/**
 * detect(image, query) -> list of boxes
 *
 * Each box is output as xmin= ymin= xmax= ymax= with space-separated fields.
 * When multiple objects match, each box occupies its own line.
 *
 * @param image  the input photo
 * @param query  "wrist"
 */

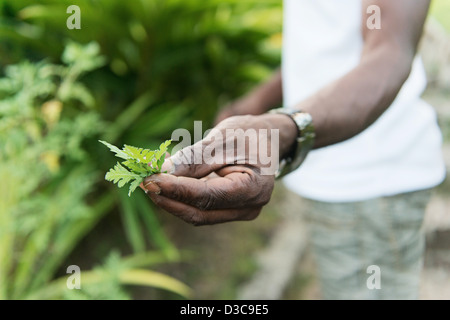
xmin=258 ymin=113 xmax=298 ymax=159
xmin=266 ymin=108 xmax=315 ymax=178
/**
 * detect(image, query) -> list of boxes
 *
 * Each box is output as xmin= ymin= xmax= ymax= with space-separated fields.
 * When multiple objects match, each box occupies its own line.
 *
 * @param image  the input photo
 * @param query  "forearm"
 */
xmin=251 ymin=69 xmax=283 ymax=113
xmin=295 ymin=0 xmax=430 ymax=149
xmin=296 ymin=45 xmax=413 ymax=149
xmin=238 ymin=69 xmax=283 ymax=115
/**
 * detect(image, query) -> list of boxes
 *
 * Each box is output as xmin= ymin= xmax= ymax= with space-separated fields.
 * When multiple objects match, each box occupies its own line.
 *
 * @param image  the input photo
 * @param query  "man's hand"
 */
xmin=142 ymin=114 xmax=297 ymax=226
xmin=142 ymin=0 xmax=432 ymax=225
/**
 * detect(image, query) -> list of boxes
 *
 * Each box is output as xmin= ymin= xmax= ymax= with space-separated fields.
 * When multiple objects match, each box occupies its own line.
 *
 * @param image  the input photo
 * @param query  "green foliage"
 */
xmin=0 ymin=42 xmax=101 ymax=299
xmin=27 ymin=251 xmax=191 ymax=300
xmin=0 ymin=0 xmax=282 ymax=140
xmin=101 ymin=140 xmax=171 ymax=196
xmin=0 ymin=0 xmax=282 ymax=300
xmin=0 ymin=43 xmax=187 ymax=300
xmin=106 ymin=163 xmax=143 ymax=195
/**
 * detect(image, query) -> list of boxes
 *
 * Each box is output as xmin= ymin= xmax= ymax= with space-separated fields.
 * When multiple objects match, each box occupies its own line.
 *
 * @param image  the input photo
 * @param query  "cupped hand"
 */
xmin=142 ymin=114 xmax=297 ymax=226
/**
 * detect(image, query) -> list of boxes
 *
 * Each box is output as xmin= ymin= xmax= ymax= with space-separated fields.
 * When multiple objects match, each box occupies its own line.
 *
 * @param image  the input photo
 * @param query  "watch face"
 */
xmin=292 ymin=112 xmax=313 ymax=130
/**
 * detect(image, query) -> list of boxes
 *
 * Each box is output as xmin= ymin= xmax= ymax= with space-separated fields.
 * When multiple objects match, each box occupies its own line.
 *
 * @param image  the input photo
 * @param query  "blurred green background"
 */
xmin=0 ymin=0 xmax=282 ymax=300
xmin=0 ymin=0 xmax=448 ymax=300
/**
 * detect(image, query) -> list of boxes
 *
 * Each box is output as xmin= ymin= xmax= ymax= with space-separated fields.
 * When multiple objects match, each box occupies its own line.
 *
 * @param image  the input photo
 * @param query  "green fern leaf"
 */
xmin=99 ymin=140 xmax=131 ymax=160
xmin=122 ymin=160 xmax=148 ymax=175
xmin=101 ymin=139 xmax=171 ymax=196
xmin=123 ymin=145 xmax=155 ymax=164
xmin=105 ymin=163 xmax=141 ymax=188
xmin=128 ymin=178 xmax=144 ymax=197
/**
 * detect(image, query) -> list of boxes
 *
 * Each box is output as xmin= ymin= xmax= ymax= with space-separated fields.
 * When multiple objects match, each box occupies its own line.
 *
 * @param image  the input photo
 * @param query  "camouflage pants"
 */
xmin=301 ymin=189 xmax=432 ymax=300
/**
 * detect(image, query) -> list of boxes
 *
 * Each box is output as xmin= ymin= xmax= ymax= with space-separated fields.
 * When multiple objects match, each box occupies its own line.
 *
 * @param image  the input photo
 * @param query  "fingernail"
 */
xmin=143 ymin=181 xmax=161 ymax=194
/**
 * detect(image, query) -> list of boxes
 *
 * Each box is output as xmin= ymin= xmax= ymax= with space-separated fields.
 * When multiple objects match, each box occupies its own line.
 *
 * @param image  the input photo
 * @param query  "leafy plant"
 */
xmin=0 ymin=42 xmax=187 ymax=300
xmin=0 ymin=0 xmax=282 ymax=139
xmin=100 ymin=140 xmax=171 ymax=196
xmin=0 ymin=0 xmax=283 ymax=299
xmin=27 ymin=251 xmax=191 ymax=300
xmin=0 ymin=41 xmax=105 ymax=299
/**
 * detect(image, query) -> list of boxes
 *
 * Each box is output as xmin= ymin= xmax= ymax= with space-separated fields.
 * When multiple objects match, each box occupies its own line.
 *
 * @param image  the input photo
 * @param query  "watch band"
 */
xmin=268 ymin=108 xmax=316 ymax=179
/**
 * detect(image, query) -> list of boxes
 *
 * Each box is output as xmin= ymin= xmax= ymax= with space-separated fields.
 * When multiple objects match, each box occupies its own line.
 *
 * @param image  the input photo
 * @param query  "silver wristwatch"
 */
xmin=269 ymin=108 xmax=316 ymax=179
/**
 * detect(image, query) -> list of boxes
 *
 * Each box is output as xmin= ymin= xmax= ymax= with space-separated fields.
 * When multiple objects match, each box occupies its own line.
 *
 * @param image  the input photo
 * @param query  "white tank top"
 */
xmin=281 ymin=0 xmax=446 ymax=202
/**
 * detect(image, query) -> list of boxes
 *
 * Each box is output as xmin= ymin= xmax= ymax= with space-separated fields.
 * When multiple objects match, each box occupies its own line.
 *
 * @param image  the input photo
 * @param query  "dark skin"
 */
xmin=143 ymin=0 xmax=431 ymax=225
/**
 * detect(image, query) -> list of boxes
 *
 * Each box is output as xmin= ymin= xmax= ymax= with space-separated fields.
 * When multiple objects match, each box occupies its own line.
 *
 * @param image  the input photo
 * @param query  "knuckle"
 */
xmin=243 ymin=208 xmax=262 ymax=221
xmin=196 ymin=192 xmax=216 ymax=211
xmin=177 ymin=146 xmax=202 ymax=176
xmin=167 ymin=177 xmax=185 ymax=201
xmin=255 ymin=192 xmax=272 ymax=207
xmin=251 ymin=177 xmax=274 ymax=207
xmin=189 ymin=211 xmax=206 ymax=226
xmin=178 ymin=147 xmax=194 ymax=165
xmin=235 ymin=181 xmax=272 ymax=208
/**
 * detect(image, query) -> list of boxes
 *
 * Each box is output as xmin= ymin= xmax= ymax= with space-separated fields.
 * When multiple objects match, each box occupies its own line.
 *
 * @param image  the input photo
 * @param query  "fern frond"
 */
xmin=101 ymin=139 xmax=171 ymax=196
xmin=105 ymin=163 xmax=141 ymax=188
xmin=99 ymin=140 xmax=131 ymax=160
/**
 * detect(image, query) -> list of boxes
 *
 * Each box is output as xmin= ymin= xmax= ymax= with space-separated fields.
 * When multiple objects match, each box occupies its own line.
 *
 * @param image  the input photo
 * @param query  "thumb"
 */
xmin=162 ymin=141 xmax=225 ymax=178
